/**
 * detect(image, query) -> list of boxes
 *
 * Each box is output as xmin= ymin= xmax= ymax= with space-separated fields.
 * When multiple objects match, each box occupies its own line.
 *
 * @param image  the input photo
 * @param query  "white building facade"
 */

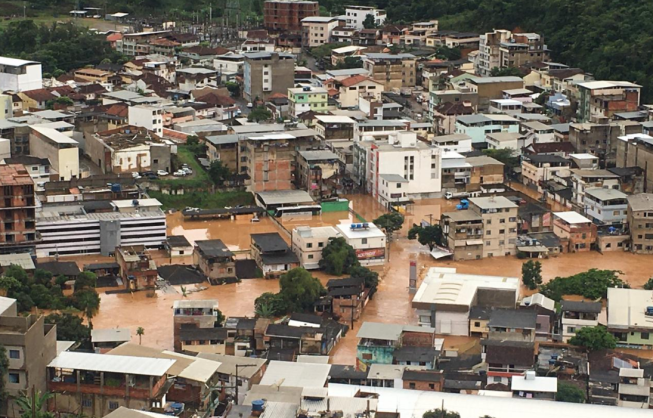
xmin=0 ymin=57 xmax=43 ymax=92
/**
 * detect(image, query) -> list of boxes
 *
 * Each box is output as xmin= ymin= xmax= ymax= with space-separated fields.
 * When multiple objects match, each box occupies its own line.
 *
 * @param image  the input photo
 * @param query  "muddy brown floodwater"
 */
xmin=42 ymin=194 xmax=653 ymax=363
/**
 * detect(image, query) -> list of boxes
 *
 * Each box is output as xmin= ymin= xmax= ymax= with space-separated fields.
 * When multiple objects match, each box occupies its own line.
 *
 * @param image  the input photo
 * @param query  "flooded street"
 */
xmin=41 ymin=193 xmax=653 ymax=363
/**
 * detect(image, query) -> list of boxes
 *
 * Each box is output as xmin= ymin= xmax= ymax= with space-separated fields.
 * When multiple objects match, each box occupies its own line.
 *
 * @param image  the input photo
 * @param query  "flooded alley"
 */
xmin=44 ymin=194 xmax=653 ymax=363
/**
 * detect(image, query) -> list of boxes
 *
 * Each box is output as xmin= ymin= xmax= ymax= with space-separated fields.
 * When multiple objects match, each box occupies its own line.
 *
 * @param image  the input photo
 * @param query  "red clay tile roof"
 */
xmin=22 ymin=88 xmax=56 ymax=102
xmin=328 ymin=88 xmax=339 ymax=97
xmin=106 ymin=33 xmax=123 ymax=42
xmin=267 ymin=92 xmax=287 ymax=100
xmin=200 ymin=92 xmax=236 ymax=107
xmin=184 ymin=45 xmax=231 ymax=56
xmin=339 ymin=75 xmax=380 ymax=87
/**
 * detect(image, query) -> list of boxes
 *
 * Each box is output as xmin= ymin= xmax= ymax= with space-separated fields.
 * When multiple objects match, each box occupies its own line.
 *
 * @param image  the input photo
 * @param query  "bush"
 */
xmin=539 ymin=269 xmax=625 ymax=301
xmin=556 ymin=381 xmax=585 ymax=403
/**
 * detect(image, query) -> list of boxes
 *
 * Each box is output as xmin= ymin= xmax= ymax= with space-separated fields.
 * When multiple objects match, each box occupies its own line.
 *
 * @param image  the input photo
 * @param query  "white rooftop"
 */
xmin=112 ymin=198 xmax=162 ymax=208
xmin=314 ymin=115 xmax=356 ymax=124
xmin=259 ymin=360 xmax=330 ymax=388
xmin=30 ymin=126 xmax=79 ymax=145
xmin=91 ymin=328 xmax=131 ymax=343
xmin=0 ymin=253 xmax=35 ymax=270
xmin=294 ymin=225 xmax=340 ymax=239
xmin=335 ymin=222 xmax=386 ymax=240
xmin=607 ymin=287 xmax=653 ymax=330
xmin=578 ymin=80 xmax=642 ymax=90
xmin=511 ymin=373 xmax=558 ymax=393
xmin=48 ymin=351 xmax=175 ymax=376
xmin=0 ymin=57 xmax=39 ymax=67
xmin=469 ymin=196 xmax=518 ymax=209
xmin=569 ymin=153 xmax=598 ymax=160
xmin=328 ymin=383 xmax=653 ymax=418
xmin=413 ymin=267 xmax=519 ymax=308
xmin=553 ymin=211 xmax=592 ymax=225
xmin=368 ymin=364 xmax=426 ymax=381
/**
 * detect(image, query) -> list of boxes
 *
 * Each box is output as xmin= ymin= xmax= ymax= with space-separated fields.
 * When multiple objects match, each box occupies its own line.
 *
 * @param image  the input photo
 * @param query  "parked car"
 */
xmin=247 ymin=102 xmax=253 ymax=108
xmin=157 ymin=170 xmax=169 ymax=176
xmin=173 ymin=170 xmax=187 ymax=177
xmin=182 ymin=167 xmax=193 ymax=175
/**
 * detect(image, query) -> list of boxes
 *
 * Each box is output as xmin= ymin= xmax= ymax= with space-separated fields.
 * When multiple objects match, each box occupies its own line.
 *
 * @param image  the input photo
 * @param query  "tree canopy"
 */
xmin=319 ymin=237 xmax=360 ymax=276
xmin=45 ymin=313 xmax=91 ymax=348
xmin=423 ymin=409 xmax=460 ymax=418
xmin=539 ymin=269 xmax=626 ymax=301
xmin=556 ymin=381 xmax=586 ymax=403
xmin=490 ymin=66 xmax=524 ymax=77
xmin=279 ymin=268 xmax=325 ymax=312
xmin=247 ymin=106 xmax=273 ymax=122
xmin=363 ymin=14 xmax=377 ymax=29
xmin=373 ymin=212 xmax=405 ymax=235
xmin=208 ymin=160 xmax=232 ymax=186
xmin=408 ymin=224 xmax=445 ymax=251
xmin=569 ymin=326 xmax=617 ymax=352
xmin=350 ymin=265 xmax=379 ymax=291
xmin=522 ymin=260 xmax=543 ymax=290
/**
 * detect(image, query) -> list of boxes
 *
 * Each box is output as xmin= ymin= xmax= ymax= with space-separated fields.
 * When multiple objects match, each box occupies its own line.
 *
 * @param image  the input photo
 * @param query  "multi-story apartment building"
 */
xmin=301 ymin=16 xmax=340 ymax=47
xmin=454 ymin=114 xmax=520 ymax=144
xmin=570 ymin=169 xmax=620 ymax=208
xmin=583 ymin=187 xmax=628 ymax=225
xmin=354 ymin=131 xmax=442 ymax=208
xmin=607 ymin=288 xmax=653 ymax=349
xmin=29 ymin=126 xmax=79 ymax=181
xmin=0 ymin=296 xmax=57 ymax=418
xmin=440 ymin=210 xmax=484 ymax=260
xmin=475 ymin=30 xmax=548 ymax=77
xmin=240 ymin=133 xmax=296 ymax=192
xmin=363 ymin=53 xmax=417 ymax=90
xmin=577 ymin=81 xmax=641 ymax=123
xmin=193 ymin=239 xmax=236 ymax=284
xmin=627 ymin=193 xmax=653 ymax=254
xmin=35 ymin=198 xmax=167 ymax=257
xmin=468 ymin=196 xmax=518 ymax=258
xmin=560 ymin=300 xmax=601 ymax=343
xmin=47 ymin=351 xmax=175 ymax=417
xmin=521 ymin=155 xmax=571 ymax=191
xmin=287 ymin=86 xmax=329 ymax=117
xmin=295 ymin=150 xmax=343 ymax=201
xmin=116 ymin=245 xmax=158 ymax=292
xmin=0 ymin=57 xmax=43 ymax=92
xmin=264 ymin=0 xmax=319 ymax=32
xmin=243 ymin=52 xmax=295 ymax=102
xmin=552 ymin=211 xmax=597 ymax=252
xmin=127 ymin=105 xmax=164 ymax=136
xmin=466 ymin=76 xmax=524 ymax=111
xmin=335 ymin=222 xmax=386 ymax=266
xmin=345 ymin=6 xmax=386 ymax=30
xmin=116 ymin=30 xmax=171 ymax=56
xmin=173 ymin=299 xmax=221 ymax=351
xmin=291 ymin=225 xmax=339 ymax=269
xmin=570 ymin=122 xmax=641 ymax=166
xmin=616 ymin=133 xmax=653 ymax=193
xmin=0 ymin=164 xmax=37 ymax=254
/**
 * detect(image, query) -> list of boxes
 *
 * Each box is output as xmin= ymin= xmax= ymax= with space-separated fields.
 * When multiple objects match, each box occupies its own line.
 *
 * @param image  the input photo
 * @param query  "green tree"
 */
xmin=408 ymin=224 xmax=444 ymax=251
xmin=336 ymin=55 xmax=363 ymax=69
xmin=74 ymin=271 xmax=97 ymax=292
xmin=423 ymin=409 xmax=460 ymax=418
xmin=247 ymin=106 xmax=273 ymax=122
xmin=363 ymin=14 xmax=377 ymax=29
xmin=14 ymin=390 xmax=54 ymax=418
xmin=33 ymin=269 xmax=53 ymax=286
xmin=435 ymin=45 xmax=462 ymax=61
xmin=373 ymin=212 xmax=405 ymax=235
xmin=0 ymin=345 xmax=8 ymax=402
xmin=350 ymin=265 xmax=379 ymax=290
xmin=54 ymin=96 xmax=73 ymax=106
xmin=569 ymin=326 xmax=617 ymax=352
xmin=45 ymin=313 xmax=91 ymax=346
xmin=225 ymin=81 xmax=240 ymax=96
xmin=539 ymin=269 xmax=625 ymax=301
xmin=137 ymin=327 xmax=145 ymax=345
xmin=522 ymin=260 xmax=543 ymax=290
xmin=73 ymin=289 xmax=100 ymax=328
xmin=30 ymin=284 xmax=54 ymax=309
xmin=254 ymin=292 xmax=287 ymax=317
xmin=643 ymin=278 xmax=653 ymax=290
xmin=490 ymin=66 xmax=524 ymax=77
xmin=319 ymin=237 xmax=360 ymax=275
xmin=278 ymin=268 xmax=325 ymax=313
xmin=208 ymin=160 xmax=231 ymax=186
xmin=482 ymin=148 xmax=520 ymax=170
xmin=556 ymin=381 xmax=586 ymax=403
xmin=185 ymin=135 xmax=206 ymax=157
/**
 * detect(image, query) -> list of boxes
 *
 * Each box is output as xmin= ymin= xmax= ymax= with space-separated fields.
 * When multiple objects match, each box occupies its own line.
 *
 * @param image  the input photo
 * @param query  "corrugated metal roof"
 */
xmin=48 ymin=351 xmax=175 ymax=376
xmin=259 ymin=360 xmax=330 ymax=388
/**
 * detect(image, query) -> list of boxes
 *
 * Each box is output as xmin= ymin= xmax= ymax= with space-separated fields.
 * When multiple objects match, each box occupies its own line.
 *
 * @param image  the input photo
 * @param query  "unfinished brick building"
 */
xmin=0 ymin=164 xmax=37 ymax=253
xmin=263 ymin=0 xmax=319 ymax=32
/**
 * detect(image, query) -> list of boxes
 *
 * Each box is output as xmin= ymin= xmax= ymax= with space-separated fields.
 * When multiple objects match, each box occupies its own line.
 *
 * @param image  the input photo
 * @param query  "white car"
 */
xmin=173 ymin=170 xmax=186 ymax=177
xmin=157 ymin=170 xmax=169 ymax=176
xmin=246 ymin=102 xmax=253 ymax=108
xmin=182 ymin=167 xmax=193 ymax=175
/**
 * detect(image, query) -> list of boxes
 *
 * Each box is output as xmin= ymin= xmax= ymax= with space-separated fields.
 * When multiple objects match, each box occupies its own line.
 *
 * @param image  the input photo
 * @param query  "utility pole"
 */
xmin=234 ymin=364 xmax=255 ymax=405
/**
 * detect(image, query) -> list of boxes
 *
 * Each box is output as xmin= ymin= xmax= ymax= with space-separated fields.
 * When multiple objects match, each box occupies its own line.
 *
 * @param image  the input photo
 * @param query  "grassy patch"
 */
xmin=156 ymin=145 xmax=210 ymax=189
xmin=149 ymin=190 xmax=254 ymax=211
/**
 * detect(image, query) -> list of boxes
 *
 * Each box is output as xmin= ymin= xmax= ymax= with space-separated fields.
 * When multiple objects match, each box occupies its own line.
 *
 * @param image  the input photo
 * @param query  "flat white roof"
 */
xmin=0 ymin=253 xmax=35 ymax=270
xmin=332 ymin=46 xmax=366 ymax=54
xmin=294 ymin=225 xmax=340 ymax=239
xmin=260 ymin=360 xmax=330 ymax=388
xmin=470 ymin=196 xmax=518 ymax=209
xmin=511 ymin=374 xmax=558 ymax=393
xmin=553 ymin=211 xmax=592 ymax=224
xmin=413 ymin=267 xmax=519 ymax=308
xmin=30 ymin=126 xmax=79 ymax=145
xmin=335 ymin=222 xmax=385 ymax=239
xmin=356 ymin=322 xmax=434 ymax=341
xmin=315 ymin=115 xmax=356 ymax=124
xmin=578 ymin=80 xmax=641 ymax=90
xmin=328 ymin=384 xmax=653 ymax=418
xmin=608 ymin=288 xmax=653 ymax=330
xmin=368 ymin=364 xmax=426 ymax=380
xmin=569 ymin=153 xmax=598 ymax=160
xmin=490 ymin=99 xmax=522 ymax=106
xmin=112 ymin=198 xmax=162 ymax=208
xmin=296 ymin=355 xmax=330 ymax=364
xmin=0 ymin=57 xmax=39 ymax=67
xmin=48 ymin=351 xmax=176 ymax=376
xmin=91 ymin=328 xmax=131 ymax=343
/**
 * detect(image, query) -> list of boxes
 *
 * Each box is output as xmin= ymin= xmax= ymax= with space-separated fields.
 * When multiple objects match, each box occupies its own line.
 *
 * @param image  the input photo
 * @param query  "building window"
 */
xmin=409 ymin=382 xmax=416 ymax=389
xmin=362 ymin=353 xmax=372 ymax=360
xmin=499 ymin=219 xmax=506 ymax=224
xmin=8 ymin=373 xmax=19 ymax=384
xmin=82 ymin=398 xmax=93 ymax=408
xmin=642 ymin=332 xmax=650 ymax=340
xmin=9 ymin=350 xmax=20 ymax=359
xmin=307 ymin=243 xmax=313 ymax=248
xmin=499 ymin=229 xmax=505 ymax=234
xmin=109 ymin=401 xmax=119 ymax=410
xmin=474 ymin=322 xmax=480 ymax=327
xmin=362 ymin=238 xmax=368 ymax=244
xmin=308 ymin=254 xmax=314 ymax=259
